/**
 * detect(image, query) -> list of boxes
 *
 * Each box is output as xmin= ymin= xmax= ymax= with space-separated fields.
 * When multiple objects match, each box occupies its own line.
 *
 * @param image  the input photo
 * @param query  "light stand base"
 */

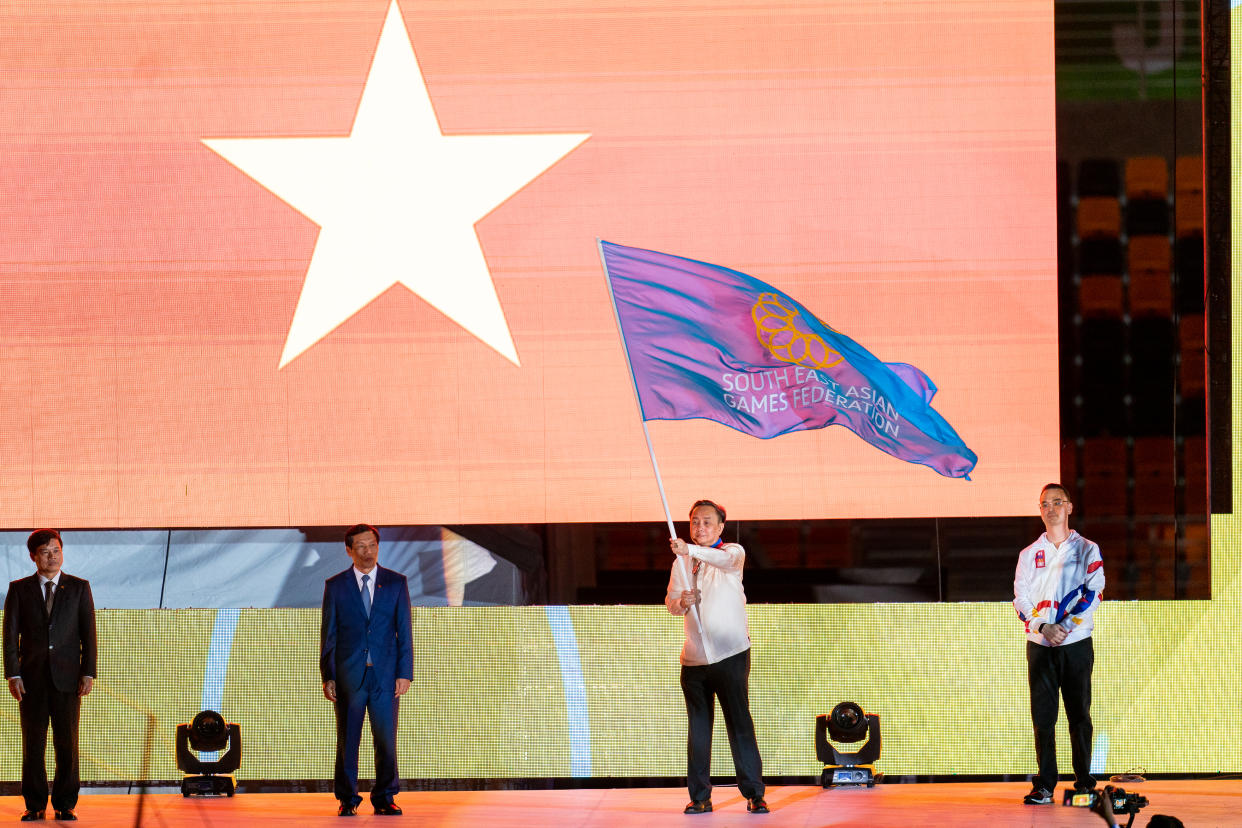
xmin=821 ymin=765 xmax=879 ymax=788
xmin=181 ymin=774 xmax=236 ymax=797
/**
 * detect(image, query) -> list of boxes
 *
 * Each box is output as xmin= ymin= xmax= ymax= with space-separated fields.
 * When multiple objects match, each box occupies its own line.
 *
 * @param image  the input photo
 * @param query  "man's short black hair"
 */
xmin=27 ymin=529 xmax=62 ymax=557
xmin=1039 ymin=483 xmax=1069 ymax=500
xmin=344 ymin=523 xmax=380 ymax=547
xmin=1146 ymin=816 xmax=1185 ymax=828
xmin=689 ymin=500 xmax=726 ymax=523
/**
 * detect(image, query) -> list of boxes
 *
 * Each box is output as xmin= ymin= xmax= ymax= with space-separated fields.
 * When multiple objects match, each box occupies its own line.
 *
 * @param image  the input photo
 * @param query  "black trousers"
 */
xmin=333 ymin=667 xmax=400 ymax=808
xmin=1027 ymin=637 xmax=1095 ymax=792
xmin=679 ymin=648 xmax=764 ymax=802
xmin=19 ymin=675 xmax=82 ymax=812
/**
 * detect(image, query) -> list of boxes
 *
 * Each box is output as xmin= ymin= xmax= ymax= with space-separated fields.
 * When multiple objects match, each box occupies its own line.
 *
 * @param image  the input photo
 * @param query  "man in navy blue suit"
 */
xmin=320 ymin=524 xmax=413 ymax=816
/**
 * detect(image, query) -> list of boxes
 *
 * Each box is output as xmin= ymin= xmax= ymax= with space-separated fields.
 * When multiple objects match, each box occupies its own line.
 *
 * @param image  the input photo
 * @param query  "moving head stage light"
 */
xmin=816 ymin=701 xmax=881 ymax=788
xmin=176 ymin=710 xmax=241 ymax=797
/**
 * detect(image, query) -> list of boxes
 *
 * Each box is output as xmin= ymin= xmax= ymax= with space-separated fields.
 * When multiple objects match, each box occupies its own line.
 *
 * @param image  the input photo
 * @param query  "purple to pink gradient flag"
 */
xmin=601 ymin=240 xmax=977 ymax=479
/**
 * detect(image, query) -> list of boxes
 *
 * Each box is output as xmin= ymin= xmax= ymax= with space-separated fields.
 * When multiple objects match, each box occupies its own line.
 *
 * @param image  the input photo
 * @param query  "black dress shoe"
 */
xmin=746 ymin=797 xmax=769 ymax=814
xmin=19 ymin=811 xmax=44 ymax=822
xmin=52 ymin=812 xmax=76 ymax=822
xmin=683 ymin=799 xmax=712 ymax=814
xmin=373 ymin=803 xmax=402 ymax=816
xmin=337 ymin=803 xmax=357 ymax=817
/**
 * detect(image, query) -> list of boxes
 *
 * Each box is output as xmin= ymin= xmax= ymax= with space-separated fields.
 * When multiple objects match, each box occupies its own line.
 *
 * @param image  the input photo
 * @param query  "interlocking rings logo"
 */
xmin=751 ymin=293 xmax=843 ymax=370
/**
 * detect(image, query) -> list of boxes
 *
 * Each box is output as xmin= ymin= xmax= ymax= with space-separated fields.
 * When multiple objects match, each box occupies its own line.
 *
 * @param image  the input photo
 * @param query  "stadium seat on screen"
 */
xmin=1180 ymin=520 xmax=1210 ymax=597
xmin=1076 ymin=158 xmax=1121 ymax=196
xmin=1079 ymin=276 xmax=1123 ymax=318
xmin=1078 ymin=237 xmax=1123 ymax=275
xmin=1129 ymin=273 xmax=1173 ymax=319
xmin=1127 ymin=235 xmax=1172 ymax=317
xmin=1132 ymin=437 xmax=1176 ymax=516
xmin=1174 ymin=235 xmax=1205 ymax=313
xmin=753 ymin=525 xmax=803 ymax=567
xmin=1130 ymin=393 xmax=1175 ymax=436
xmin=1076 ymin=197 xmax=1121 ymax=239
xmin=1131 ymin=519 xmax=1180 ymax=599
xmin=1081 ymin=437 xmax=1127 ymax=517
xmin=1079 ymin=318 xmax=1125 ymax=435
xmin=1062 ymin=382 xmax=1077 ymax=443
xmin=1174 ymin=192 xmax=1204 ymax=237
xmin=1058 ymin=161 xmax=1074 ymax=282
xmin=804 ymin=522 xmax=852 ymax=568
xmin=1178 ymin=395 xmax=1206 ymax=438
xmin=1177 ymin=315 xmax=1206 ymax=410
xmin=1079 ymin=318 xmax=1124 ymax=379
xmin=1181 ymin=520 xmax=1209 ymax=562
xmin=577 ymin=570 xmax=663 ymax=604
xmin=1182 ymin=436 xmax=1207 ymax=513
xmin=1130 ymin=318 xmax=1176 ymax=436
xmin=1130 ymin=318 xmax=1175 ymax=377
xmin=1178 ymin=346 xmax=1205 ymax=397
xmin=1128 ymin=235 xmax=1171 ymax=274
xmin=1124 ymin=199 xmax=1170 ymax=236
xmin=1174 ymin=155 xmax=1203 ymax=196
xmin=1178 ymin=313 xmax=1205 ymax=350
xmin=1124 ymin=156 xmax=1168 ymax=199
xmin=1076 ymin=520 xmax=1126 ymax=567
xmin=603 ymin=526 xmax=654 ymax=570
xmin=1082 ymin=436 xmax=1126 ymax=472
xmin=1061 ymin=441 xmax=1079 ymax=491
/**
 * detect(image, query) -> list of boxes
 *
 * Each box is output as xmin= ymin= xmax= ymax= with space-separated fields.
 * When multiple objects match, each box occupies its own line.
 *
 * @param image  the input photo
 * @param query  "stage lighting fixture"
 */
xmin=176 ymin=710 xmax=241 ymax=797
xmin=815 ymin=701 xmax=881 ymax=788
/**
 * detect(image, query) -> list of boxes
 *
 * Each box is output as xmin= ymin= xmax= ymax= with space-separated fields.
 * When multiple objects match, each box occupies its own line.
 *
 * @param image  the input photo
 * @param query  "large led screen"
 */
xmin=2 ymin=592 xmax=1242 ymax=784
xmin=0 ymin=0 xmax=1059 ymax=527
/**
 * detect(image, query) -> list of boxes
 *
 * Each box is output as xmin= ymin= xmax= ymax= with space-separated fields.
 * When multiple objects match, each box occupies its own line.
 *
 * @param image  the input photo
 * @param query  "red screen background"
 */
xmin=0 ymin=0 xmax=1058 ymax=526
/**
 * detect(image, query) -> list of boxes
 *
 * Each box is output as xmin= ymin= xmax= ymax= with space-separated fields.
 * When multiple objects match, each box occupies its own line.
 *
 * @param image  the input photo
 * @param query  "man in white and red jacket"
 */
xmin=1014 ymin=483 xmax=1105 ymax=806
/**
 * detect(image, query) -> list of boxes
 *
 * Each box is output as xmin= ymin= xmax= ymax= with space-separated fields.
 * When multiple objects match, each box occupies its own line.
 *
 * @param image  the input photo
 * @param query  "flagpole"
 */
xmin=597 ymin=240 xmax=709 ymax=654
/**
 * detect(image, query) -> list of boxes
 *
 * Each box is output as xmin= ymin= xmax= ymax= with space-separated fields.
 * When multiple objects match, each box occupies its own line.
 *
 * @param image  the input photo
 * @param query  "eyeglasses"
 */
xmin=1039 ymin=499 xmax=1068 ymax=509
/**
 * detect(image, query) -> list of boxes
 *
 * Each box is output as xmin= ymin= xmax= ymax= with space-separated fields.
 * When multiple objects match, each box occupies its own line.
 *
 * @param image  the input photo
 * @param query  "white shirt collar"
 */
xmin=352 ymin=565 xmax=378 ymax=589
xmin=38 ymin=572 xmax=61 ymax=587
xmin=1041 ymin=529 xmax=1077 ymax=550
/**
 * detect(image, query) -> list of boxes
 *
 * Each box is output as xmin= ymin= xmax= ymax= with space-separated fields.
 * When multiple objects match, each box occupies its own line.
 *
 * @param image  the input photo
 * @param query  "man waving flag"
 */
xmin=600 ymin=241 xmax=977 ymax=479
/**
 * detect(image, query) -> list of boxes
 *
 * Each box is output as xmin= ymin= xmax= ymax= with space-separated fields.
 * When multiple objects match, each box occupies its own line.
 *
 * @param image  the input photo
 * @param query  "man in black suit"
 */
xmin=320 ymin=524 xmax=412 ymax=817
xmin=3 ymin=530 xmax=97 ymax=822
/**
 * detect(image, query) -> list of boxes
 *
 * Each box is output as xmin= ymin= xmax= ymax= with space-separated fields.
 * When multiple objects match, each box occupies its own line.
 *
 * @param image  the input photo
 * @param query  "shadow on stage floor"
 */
xmin=5 ymin=780 xmax=1234 ymax=827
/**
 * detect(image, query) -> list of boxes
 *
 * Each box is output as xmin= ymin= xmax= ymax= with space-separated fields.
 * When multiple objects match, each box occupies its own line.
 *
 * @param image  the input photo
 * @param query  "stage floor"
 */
xmin=4 ymin=780 xmax=1233 ymax=827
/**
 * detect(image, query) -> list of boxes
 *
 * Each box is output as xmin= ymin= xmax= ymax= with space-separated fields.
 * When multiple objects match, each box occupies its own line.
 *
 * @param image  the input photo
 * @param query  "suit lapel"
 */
xmin=346 ymin=567 xmax=379 ymax=618
xmin=341 ymin=566 xmax=389 ymax=617
xmin=371 ymin=566 xmax=392 ymax=614
xmin=50 ymin=576 xmax=69 ymax=621
xmin=342 ymin=569 xmax=365 ymax=618
xmin=28 ymin=575 xmax=51 ymax=623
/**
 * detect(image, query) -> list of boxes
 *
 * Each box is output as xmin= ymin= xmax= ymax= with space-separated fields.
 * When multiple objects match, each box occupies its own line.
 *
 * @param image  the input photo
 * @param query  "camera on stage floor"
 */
xmin=1063 ymin=785 xmax=1148 ymax=827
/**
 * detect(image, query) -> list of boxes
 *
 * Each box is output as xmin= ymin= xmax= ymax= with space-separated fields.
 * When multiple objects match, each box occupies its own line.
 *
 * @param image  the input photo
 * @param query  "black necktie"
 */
xmin=44 ymin=581 xmax=54 ymax=615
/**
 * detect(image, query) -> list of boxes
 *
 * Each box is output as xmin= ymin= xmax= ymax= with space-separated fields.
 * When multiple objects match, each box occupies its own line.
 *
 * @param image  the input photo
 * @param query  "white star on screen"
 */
xmin=204 ymin=0 xmax=590 ymax=368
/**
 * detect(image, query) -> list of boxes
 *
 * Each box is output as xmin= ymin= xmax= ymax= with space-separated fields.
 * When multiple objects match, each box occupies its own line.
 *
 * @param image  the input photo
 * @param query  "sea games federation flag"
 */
xmin=601 ymin=241 xmax=978 ymax=479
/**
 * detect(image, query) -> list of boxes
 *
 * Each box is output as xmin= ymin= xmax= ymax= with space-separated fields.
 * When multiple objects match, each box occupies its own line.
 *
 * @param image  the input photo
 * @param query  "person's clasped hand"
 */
xmin=1042 ymin=623 xmax=1069 ymax=645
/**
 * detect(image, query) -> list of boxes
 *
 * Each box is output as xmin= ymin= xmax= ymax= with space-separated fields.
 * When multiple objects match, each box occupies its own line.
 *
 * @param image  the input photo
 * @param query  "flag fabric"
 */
xmin=601 ymin=241 xmax=978 ymax=479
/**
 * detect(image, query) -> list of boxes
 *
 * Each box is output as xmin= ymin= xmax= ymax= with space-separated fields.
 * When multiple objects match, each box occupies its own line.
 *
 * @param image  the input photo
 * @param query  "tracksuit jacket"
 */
xmin=1013 ymin=529 xmax=1105 ymax=646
